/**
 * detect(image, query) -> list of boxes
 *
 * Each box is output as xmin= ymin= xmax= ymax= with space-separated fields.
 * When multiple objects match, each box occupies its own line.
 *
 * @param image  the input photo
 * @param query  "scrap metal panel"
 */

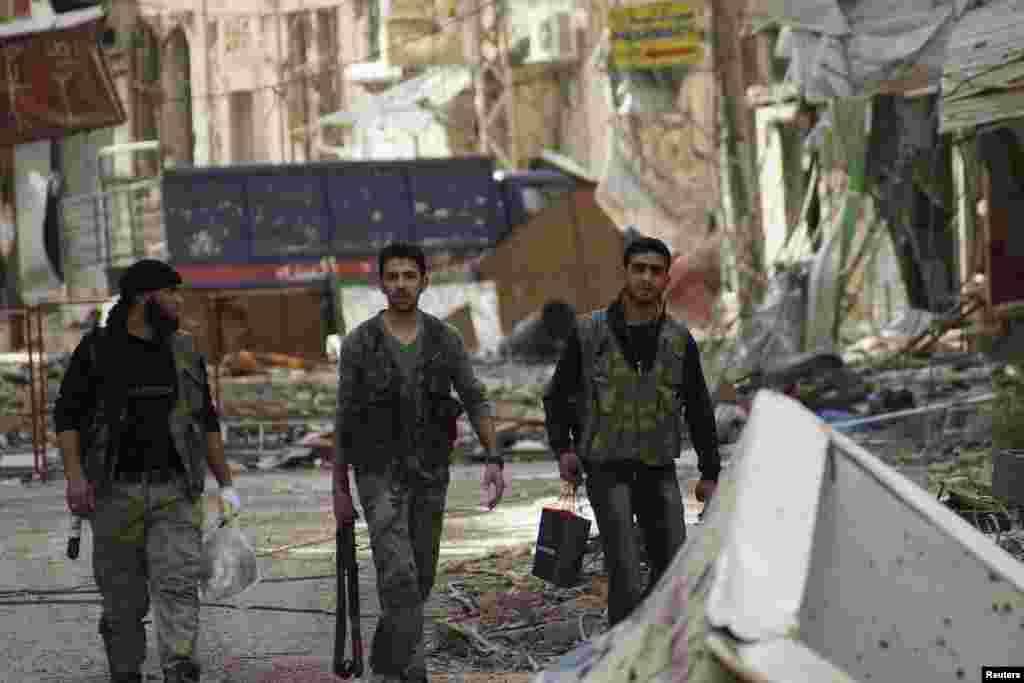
xmin=407 ymin=158 xmax=499 ymax=248
xmin=163 ymin=171 xmax=249 ymax=264
xmin=325 ymin=164 xmax=414 ymax=253
xmin=940 ymin=0 xmax=1024 ymax=133
xmin=246 ymin=171 xmax=329 ymax=258
xmin=163 ymin=157 xmax=502 ymax=273
xmin=800 ymin=430 xmax=1024 ymax=683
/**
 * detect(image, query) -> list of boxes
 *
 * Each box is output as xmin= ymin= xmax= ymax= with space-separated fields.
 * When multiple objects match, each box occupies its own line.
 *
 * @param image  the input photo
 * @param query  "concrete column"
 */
xmin=215 ymin=15 xmax=231 ymax=164
xmin=194 ymin=12 xmax=212 ymax=165
xmin=273 ymin=9 xmax=289 ymax=163
xmin=307 ymin=10 xmax=321 ymax=159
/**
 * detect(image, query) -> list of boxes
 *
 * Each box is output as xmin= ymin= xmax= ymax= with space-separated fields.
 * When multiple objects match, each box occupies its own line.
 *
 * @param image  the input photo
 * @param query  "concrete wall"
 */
xmin=109 ymin=0 xmax=355 ymax=168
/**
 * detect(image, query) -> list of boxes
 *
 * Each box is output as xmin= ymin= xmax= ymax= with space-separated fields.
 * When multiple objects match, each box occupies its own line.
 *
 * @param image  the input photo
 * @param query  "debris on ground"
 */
xmin=428 ymin=542 xmax=614 ymax=675
xmin=221 ymin=350 xmax=317 ymax=376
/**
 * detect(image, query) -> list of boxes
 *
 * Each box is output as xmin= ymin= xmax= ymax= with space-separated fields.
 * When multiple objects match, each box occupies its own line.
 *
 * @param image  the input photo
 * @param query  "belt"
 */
xmin=112 ymin=468 xmax=182 ymax=485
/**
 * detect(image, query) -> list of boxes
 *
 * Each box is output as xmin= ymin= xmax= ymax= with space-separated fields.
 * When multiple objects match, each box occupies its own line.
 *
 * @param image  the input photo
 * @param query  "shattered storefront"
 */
xmin=939 ymin=0 xmax=1024 ymax=320
xmin=0 ymin=5 xmax=125 ymax=349
xmin=717 ymin=93 xmax=913 ymax=382
xmin=756 ymin=0 xmax=1024 ymax=335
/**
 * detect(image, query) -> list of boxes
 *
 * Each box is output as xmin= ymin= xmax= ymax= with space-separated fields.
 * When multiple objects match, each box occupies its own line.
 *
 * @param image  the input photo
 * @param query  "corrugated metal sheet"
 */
xmin=765 ymin=0 xmax=975 ymax=101
xmin=939 ymin=0 xmax=1024 ymax=133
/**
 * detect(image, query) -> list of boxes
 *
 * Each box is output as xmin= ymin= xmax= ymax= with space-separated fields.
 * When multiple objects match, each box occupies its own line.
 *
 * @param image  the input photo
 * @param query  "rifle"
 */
xmin=333 ymin=472 xmax=363 ymax=678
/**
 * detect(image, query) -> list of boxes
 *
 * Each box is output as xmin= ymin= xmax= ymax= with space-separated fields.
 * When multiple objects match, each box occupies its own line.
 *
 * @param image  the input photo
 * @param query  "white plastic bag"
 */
xmin=200 ymin=524 xmax=261 ymax=601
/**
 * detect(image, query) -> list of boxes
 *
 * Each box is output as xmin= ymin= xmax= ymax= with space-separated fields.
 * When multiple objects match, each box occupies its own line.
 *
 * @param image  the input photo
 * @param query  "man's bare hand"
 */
xmin=695 ymin=479 xmax=717 ymax=504
xmin=481 ymin=463 xmax=505 ymax=509
xmin=558 ymin=451 xmax=581 ymax=485
xmin=334 ymin=489 xmax=357 ymax=525
xmin=66 ymin=478 xmax=95 ymax=515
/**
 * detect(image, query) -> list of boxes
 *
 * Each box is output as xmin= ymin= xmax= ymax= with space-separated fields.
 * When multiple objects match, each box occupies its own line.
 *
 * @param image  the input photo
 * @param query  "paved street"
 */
xmin=0 ymin=456 xmax=708 ymax=682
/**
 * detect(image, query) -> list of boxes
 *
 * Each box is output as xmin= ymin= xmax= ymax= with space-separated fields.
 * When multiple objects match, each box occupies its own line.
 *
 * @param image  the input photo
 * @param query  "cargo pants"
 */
xmin=91 ymin=478 xmax=204 ymax=679
xmin=354 ymin=460 xmax=450 ymax=680
xmin=583 ymin=462 xmax=686 ymax=628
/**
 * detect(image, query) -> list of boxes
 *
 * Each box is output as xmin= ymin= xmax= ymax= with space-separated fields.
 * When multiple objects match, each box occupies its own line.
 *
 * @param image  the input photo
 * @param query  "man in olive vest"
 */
xmin=543 ymin=236 xmax=721 ymax=628
xmin=55 ymin=259 xmax=240 ymax=683
xmin=333 ymin=241 xmax=507 ymax=683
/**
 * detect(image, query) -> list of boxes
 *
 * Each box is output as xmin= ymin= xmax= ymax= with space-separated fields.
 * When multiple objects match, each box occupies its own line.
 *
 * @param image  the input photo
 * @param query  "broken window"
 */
xmin=977 ymin=126 xmax=1024 ymax=309
xmin=367 ymin=0 xmax=381 ymax=60
xmin=224 ymin=16 xmax=250 ymax=54
xmin=230 ymin=91 xmax=257 ymax=163
xmin=317 ymin=7 xmax=345 ymax=153
xmin=132 ymin=23 xmax=160 ymax=178
xmin=161 ymin=29 xmax=194 ymax=167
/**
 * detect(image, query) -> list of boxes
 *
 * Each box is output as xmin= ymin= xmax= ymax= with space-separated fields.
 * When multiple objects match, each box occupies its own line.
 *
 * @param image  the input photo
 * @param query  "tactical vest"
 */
xmin=344 ymin=313 xmax=464 ymax=471
xmin=577 ymin=310 xmax=691 ymax=467
xmin=81 ymin=329 xmax=212 ymax=500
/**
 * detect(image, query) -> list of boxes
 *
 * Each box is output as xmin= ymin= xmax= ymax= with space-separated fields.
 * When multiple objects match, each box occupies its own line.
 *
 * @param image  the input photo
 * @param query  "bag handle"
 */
xmin=556 ymin=481 xmax=584 ymax=516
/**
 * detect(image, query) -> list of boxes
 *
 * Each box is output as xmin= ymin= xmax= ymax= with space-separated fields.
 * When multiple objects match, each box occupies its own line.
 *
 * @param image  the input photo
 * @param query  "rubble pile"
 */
xmin=429 ymin=543 xmax=612 ymax=675
xmin=0 ymin=355 xmax=65 ymax=456
xmin=218 ymin=376 xmax=337 ymax=420
xmin=456 ymin=378 xmax=552 ymax=458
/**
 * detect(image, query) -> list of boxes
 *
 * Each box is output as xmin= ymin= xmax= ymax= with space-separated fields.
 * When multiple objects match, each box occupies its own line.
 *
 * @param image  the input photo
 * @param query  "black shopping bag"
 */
xmin=532 ymin=484 xmax=592 ymax=588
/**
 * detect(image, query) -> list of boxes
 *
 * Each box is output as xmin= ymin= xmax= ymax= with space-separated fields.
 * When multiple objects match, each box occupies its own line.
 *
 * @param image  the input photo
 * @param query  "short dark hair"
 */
xmin=623 ymin=236 xmax=672 ymax=269
xmin=378 ymin=241 xmax=427 ymax=279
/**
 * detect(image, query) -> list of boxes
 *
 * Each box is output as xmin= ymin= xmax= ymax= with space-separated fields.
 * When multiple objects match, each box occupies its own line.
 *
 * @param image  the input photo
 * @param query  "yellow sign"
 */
xmin=609 ymin=1 xmax=706 ymax=69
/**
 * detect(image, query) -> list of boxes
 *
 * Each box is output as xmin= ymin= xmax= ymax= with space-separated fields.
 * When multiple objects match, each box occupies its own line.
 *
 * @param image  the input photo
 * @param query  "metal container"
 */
xmin=993 ymin=448 xmax=1024 ymax=508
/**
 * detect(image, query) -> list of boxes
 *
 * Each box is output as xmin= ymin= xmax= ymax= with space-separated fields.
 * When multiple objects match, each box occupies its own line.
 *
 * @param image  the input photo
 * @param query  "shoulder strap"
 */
xmin=83 ymin=327 xmax=114 ymax=412
xmin=85 ymin=327 xmax=108 ymax=378
xmin=588 ymin=308 xmax=613 ymax=358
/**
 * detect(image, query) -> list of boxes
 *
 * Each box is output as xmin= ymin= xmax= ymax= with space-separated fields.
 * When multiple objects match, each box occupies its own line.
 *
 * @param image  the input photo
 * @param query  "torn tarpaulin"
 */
xmin=761 ymin=0 xmax=976 ymax=101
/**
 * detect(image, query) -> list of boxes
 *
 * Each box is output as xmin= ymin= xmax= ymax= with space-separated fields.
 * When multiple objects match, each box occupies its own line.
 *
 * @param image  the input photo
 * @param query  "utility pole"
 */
xmin=709 ymin=0 xmax=764 ymax=323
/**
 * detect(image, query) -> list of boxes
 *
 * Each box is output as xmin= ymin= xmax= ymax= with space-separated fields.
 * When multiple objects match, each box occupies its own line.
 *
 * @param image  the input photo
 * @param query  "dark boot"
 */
xmin=110 ymin=675 xmax=142 ymax=683
xmin=163 ymin=660 xmax=200 ymax=683
xmin=100 ymin=616 xmax=144 ymax=683
xmin=402 ymin=639 xmax=428 ymax=683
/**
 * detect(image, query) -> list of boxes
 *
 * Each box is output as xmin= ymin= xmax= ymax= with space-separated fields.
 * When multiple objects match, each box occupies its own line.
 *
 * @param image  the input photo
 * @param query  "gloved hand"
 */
xmin=480 ymin=463 xmax=505 ymax=510
xmin=66 ymin=478 xmax=95 ymax=515
xmin=219 ymin=486 xmax=242 ymax=524
xmin=558 ymin=451 xmax=581 ymax=485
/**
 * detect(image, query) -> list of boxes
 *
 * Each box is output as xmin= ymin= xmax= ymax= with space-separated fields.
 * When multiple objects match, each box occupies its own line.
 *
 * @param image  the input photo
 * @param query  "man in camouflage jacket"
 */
xmin=334 ymin=242 xmax=507 ymax=683
xmin=543 ymin=236 xmax=721 ymax=628
xmin=54 ymin=260 xmax=239 ymax=683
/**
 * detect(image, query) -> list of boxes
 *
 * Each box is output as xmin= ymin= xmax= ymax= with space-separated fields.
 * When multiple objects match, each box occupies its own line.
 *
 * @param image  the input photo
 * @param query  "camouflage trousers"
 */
xmin=90 ymin=479 xmax=204 ymax=678
xmin=354 ymin=461 xmax=450 ymax=679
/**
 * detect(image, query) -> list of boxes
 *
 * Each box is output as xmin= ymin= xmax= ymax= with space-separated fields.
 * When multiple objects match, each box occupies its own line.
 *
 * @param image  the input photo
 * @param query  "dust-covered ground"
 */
xmin=0 ymin=453 xmax=710 ymax=683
